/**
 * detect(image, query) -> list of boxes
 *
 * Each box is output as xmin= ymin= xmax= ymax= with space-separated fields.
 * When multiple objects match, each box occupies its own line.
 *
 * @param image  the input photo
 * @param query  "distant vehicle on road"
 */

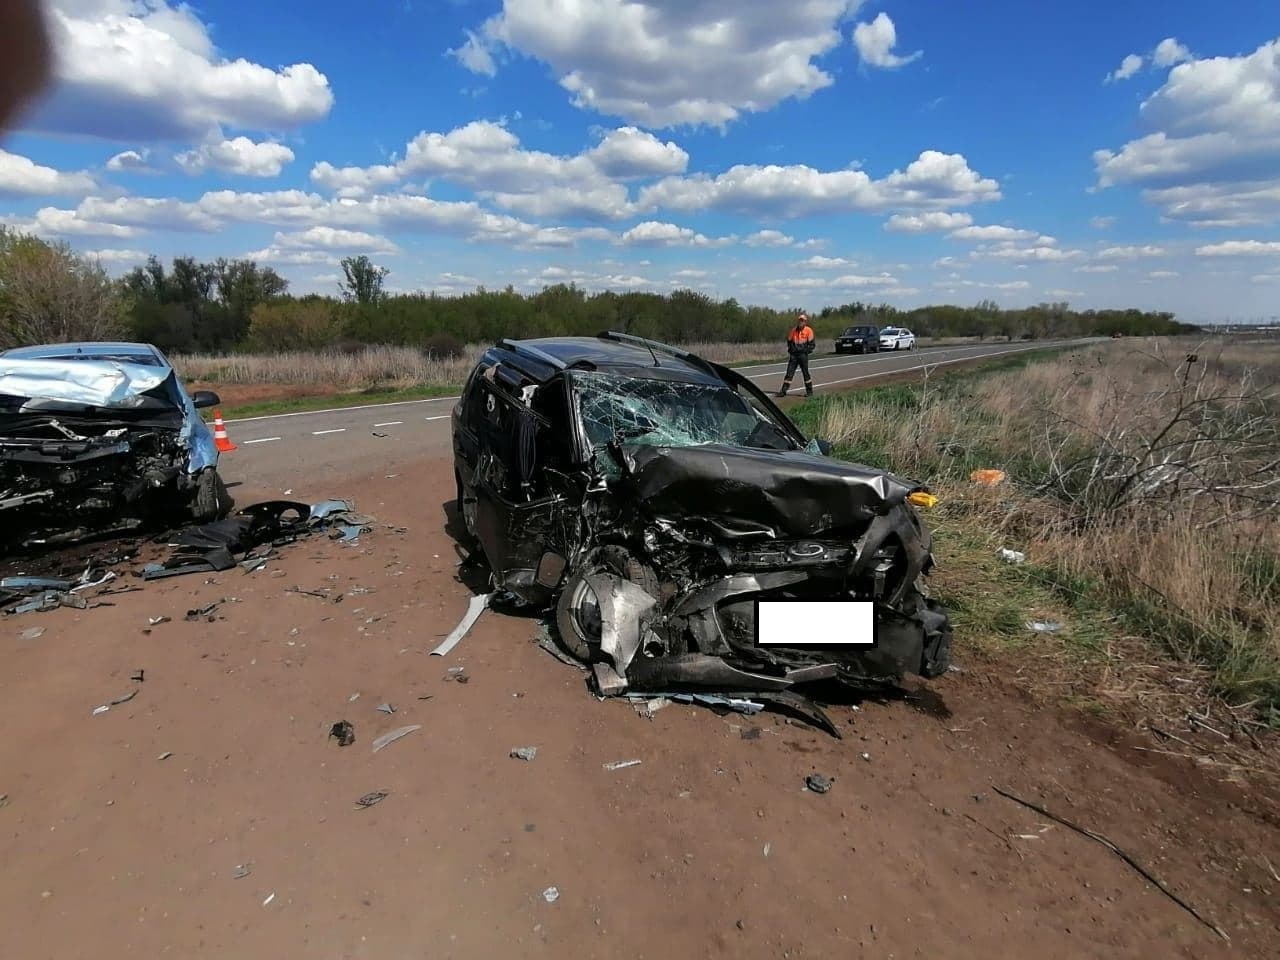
xmin=879 ymin=327 xmax=917 ymax=351
xmin=0 ymin=341 xmax=232 ymax=548
xmin=834 ymin=325 xmax=880 ymax=354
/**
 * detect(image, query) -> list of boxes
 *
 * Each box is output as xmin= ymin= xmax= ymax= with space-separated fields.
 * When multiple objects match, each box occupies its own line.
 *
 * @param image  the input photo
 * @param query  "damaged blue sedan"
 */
xmin=0 ymin=341 xmax=233 ymax=548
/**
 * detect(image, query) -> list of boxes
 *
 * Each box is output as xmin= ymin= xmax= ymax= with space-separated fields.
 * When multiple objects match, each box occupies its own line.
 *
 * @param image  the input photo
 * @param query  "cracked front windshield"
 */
xmin=574 ymin=371 xmax=786 ymax=458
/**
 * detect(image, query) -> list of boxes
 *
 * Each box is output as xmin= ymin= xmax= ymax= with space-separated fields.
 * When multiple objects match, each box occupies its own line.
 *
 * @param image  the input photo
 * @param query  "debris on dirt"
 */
xmin=91 ymin=705 xmax=109 ymax=716
xmin=376 ymin=703 xmax=395 ymax=715
xmin=805 ymin=774 xmax=833 ymax=794
xmin=355 ymin=790 xmax=389 ymax=809
xmin=632 ymin=696 xmax=672 ymax=718
xmin=130 ymin=669 xmax=144 ymax=683
xmin=741 ymin=727 xmax=762 ymax=741
xmin=148 ymin=616 xmax=170 ymax=626
xmin=430 ymin=592 xmax=492 ymax=656
xmin=370 ymin=725 xmax=420 ymax=753
xmin=993 ymin=786 xmax=1229 ymax=942
xmin=542 ymin=886 xmax=560 ymax=904
xmin=232 ymin=864 xmax=252 ymax=880
xmin=185 ymin=601 xmax=221 ymax=622
xmin=763 ymin=842 xmax=772 ymax=857
xmin=157 ymin=752 xmax=172 ymax=760
xmin=109 ymin=690 xmax=137 ymax=706
xmin=443 ymin=666 xmax=468 ymax=683
xmin=286 ymin=585 xmax=330 ymax=600
xmin=999 ymin=548 xmax=1026 ymax=564
xmin=1027 ymin=620 xmax=1063 ymax=634
xmin=0 ymin=793 xmax=8 ymax=809
xmin=240 ymin=556 xmax=269 ymax=573
xmin=860 ymin=752 xmax=872 ymax=762
xmin=1 ymin=575 xmax=74 ymax=592
xmin=262 ymin=893 xmax=275 ymax=907
xmin=510 ymin=746 xmax=538 ymax=761
xmin=670 ymin=693 xmax=764 ymax=716
xmin=329 ymin=721 xmax=355 ymax=746
xmin=602 ymin=759 xmax=642 ymax=771
xmin=19 ymin=626 xmax=44 ymax=640
xmin=534 ymin=625 xmax=588 ymax=670
xmin=971 ymin=468 xmax=1007 ymax=486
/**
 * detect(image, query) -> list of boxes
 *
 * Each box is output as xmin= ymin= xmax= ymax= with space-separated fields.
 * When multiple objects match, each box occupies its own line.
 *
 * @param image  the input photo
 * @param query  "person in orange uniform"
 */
xmin=777 ymin=312 xmax=816 ymax=397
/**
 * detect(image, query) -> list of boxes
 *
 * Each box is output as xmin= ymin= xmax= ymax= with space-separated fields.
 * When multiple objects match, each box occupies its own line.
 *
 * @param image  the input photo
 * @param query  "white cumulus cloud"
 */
xmin=105 ymin=149 xmax=155 ymax=173
xmin=1106 ymin=53 xmax=1144 ymax=83
xmin=884 ymin=211 xmax=973 ymax=233
xmin=273 ymin=226 xmax=399 ymax=254
xmin=176 ymin=137 xmax=295 ymax=178
xmin=640 ymin=150 xmax=999 ymax=218
xmin=0 ymin=149 xmax=97 ymax=197
xmin=1094 ymin=37 xmax=1280 ymax=226
xmin=744 ymin=230 xmax=794 ymax=247
xmin=34 ymin=1 xmax=334 ymax=140
xmin=1194 ymin=240 xmax=1280 ymax=256
xmin=618 ymin=221 xmax=729 ymax=248
xmin=457 ymin=0 xmax=863 ymax=128
xmin=853 ymin=13 xmax=922 ymax=69
xmin=948 ymin=224 xmax=1038 ymax=242
xmin=1097 ymin=244 xmax=1167 ymax=259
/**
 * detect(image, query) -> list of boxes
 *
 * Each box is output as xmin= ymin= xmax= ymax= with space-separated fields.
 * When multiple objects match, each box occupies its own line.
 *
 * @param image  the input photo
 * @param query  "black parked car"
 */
xmin=834 ymin=325 xmax=880 ymax=354
xmin=450 ymin=332 xmax=951 ymax=732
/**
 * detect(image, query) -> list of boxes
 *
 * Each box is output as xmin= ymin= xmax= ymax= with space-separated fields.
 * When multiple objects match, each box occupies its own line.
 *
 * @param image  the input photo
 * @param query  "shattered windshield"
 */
xmin=573 ymin=371 xmax=794 ymax=460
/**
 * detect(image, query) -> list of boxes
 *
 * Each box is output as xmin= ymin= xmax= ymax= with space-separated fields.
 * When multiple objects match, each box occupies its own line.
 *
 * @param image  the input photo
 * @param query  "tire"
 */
xmin=554 ymin=547 xmax=661 ymax=662
xmin=454 ymin=468 xmax=481 ymax=551
xmin=192 ymin=467 xmax=233 ymax=522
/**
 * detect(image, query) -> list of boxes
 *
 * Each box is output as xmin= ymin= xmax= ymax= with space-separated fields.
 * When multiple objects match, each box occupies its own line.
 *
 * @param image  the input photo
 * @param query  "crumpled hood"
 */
xmin=0 ymin=358 xmax=170 ymax=408
xmin=617 ymin=443 xmax=919 ymax=538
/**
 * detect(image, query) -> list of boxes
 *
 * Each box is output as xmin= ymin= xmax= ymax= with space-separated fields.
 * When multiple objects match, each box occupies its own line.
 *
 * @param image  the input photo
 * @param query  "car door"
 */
xmin=468 ymin=372 xmax=573 ymax=602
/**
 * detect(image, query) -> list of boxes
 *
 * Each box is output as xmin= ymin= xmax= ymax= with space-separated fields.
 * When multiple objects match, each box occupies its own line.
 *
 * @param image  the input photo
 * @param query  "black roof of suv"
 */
xmin=482 ymin=333 xmax=726 ymax=386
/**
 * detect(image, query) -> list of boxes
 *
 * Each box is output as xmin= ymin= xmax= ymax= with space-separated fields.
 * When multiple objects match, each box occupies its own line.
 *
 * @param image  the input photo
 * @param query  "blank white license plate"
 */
xmin=755 ymin=600 xmax=876 ymax=646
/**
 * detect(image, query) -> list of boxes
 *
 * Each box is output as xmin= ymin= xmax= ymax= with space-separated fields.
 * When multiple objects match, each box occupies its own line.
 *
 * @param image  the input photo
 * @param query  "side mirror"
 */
xmin=814 ymin=438 xmax=833 ymax=456
xmin=191 ymin=390 xmax=221 ymax=410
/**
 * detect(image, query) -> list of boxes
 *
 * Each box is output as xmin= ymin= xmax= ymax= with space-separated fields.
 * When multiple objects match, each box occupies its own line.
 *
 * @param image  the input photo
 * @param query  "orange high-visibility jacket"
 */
xmin=787 ymin=323 xmax=815 ymax=353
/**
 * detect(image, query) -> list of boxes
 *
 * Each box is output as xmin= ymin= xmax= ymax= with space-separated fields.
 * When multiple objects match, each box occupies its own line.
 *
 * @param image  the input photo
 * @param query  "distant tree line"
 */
xmin=0 ymin=229 xmax=1201 ymax=355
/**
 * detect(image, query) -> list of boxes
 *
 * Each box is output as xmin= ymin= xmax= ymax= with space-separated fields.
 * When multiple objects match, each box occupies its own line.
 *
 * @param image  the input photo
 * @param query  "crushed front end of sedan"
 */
xmin=0 ymin=342 xmax=232 ymax=549
xmin=452 ymin=333 xmax=952 ymax=734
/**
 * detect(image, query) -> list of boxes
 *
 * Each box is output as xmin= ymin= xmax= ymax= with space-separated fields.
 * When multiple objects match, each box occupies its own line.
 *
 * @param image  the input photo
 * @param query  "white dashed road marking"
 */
xmin=425 ymin=415 xmax=449 ymax=421
xmin=374 ymin=421 xmax=404 ymax=427
xmin=312 ymin=428 xmax=346 ymax=435
xmin=243 ymin=437 xmax=281 ymax=444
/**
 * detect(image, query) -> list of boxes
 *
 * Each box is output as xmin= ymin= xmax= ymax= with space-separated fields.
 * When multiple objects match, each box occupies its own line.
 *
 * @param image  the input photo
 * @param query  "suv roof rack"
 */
xmin=497 ymin=338 xmax=568 ymax=371
xmin=595 ymin=331 xmax=714 ymax=372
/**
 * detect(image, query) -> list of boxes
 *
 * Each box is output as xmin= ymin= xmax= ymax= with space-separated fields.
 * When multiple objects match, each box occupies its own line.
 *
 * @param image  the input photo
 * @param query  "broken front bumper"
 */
xmin=586 ymin=569 xmax=953 ymax=701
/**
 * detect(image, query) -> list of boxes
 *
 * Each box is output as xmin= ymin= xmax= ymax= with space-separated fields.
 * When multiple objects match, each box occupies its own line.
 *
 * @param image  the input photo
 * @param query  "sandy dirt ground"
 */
xmin=2 ymin=457 xmax=1277 ymax=960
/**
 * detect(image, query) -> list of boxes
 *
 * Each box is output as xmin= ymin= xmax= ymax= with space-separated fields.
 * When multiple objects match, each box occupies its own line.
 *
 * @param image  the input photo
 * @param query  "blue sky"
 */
xmin=2 ymin=1 xmax=1279 ymax=322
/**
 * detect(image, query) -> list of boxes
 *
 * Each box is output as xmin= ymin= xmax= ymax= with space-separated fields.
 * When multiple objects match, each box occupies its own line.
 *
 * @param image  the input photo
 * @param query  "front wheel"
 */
xmin=192 ymin=467 xmax=233 ymax=522
xmin=554 ymin=547 xmax=661 ymax=662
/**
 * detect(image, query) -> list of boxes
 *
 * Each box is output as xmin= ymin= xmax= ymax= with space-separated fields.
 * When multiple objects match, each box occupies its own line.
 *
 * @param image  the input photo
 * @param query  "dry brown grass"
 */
xmin=172 ymin=337 xmax=993 ymax=391
xmin=798 ymin=338 xmax=1280 ymax=726
xmin=174 ymin=344 xmax=484 ymax=390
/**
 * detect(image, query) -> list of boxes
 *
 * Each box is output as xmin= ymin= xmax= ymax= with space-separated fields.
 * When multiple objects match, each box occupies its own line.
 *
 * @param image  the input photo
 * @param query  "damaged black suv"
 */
xmin=451 ymin=333 xmax=951 ymax=726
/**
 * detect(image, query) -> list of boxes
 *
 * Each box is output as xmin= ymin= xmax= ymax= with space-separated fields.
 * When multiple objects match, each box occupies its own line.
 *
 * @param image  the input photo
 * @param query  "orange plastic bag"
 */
xmin=970 ymin=469 xmax=1006 ymax=487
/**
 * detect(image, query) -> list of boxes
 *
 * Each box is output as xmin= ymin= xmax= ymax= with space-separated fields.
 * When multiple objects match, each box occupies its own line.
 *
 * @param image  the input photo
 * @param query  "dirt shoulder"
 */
xmin=1 ymin=457 xmax=1276 ymax=959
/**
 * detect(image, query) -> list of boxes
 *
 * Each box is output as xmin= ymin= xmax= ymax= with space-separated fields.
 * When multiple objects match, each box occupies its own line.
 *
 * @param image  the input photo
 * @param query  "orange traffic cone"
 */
xmin=212 ymin=410 xmax=236 ymax=453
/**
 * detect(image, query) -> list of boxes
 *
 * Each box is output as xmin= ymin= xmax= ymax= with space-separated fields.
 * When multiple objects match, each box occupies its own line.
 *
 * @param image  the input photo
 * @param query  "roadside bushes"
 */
xmin=0 ymin=228 xmax=126 ymax=348
xmin=246 ymin=298 xmax=342 ymax=352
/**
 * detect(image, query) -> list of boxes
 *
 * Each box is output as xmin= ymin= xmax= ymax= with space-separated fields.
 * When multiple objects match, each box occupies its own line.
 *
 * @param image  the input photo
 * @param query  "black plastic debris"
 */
xmin=805 ymin=774 xmax=833 ymax=794
xmin=329 ymin=720 xmax=355 ymax=746
xmin=355 ymin=790 xmax=388 ymax=809
xmin=185 ymin=601 xmax=221 ymax=622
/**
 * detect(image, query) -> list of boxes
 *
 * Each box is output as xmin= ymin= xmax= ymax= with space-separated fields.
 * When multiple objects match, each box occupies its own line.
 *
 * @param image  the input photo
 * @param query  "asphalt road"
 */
xmin=222 ymin=338 xmax=1095 ymax=491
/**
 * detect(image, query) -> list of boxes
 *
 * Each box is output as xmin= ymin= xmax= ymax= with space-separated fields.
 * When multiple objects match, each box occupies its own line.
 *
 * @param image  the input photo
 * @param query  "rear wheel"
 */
xmin=454 ymin=468 xmax=480 ymax=551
